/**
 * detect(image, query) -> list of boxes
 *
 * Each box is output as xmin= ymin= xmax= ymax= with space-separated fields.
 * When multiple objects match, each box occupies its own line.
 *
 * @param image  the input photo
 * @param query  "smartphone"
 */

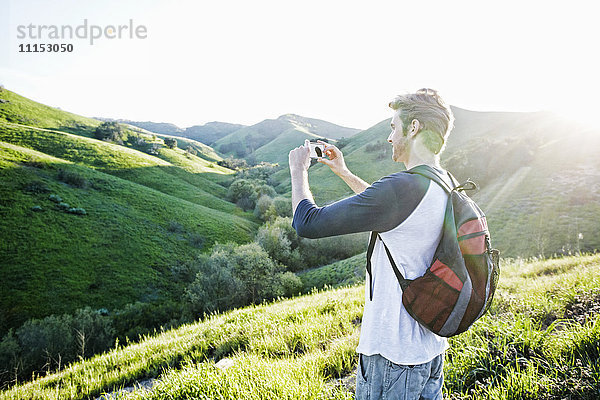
xmin=308 ymin=142 xmax=325 ymax=159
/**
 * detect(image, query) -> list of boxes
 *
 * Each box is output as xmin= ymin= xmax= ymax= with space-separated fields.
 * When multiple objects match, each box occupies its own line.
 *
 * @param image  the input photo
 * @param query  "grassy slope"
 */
xmin=0 ymin=89 xmax=101 ymax=135
xmin=0 ymin=142 xmax=256 ymax=330
xmin=2 ymin=254 xmax=600 ymax=399
xmin=0 ymin=123 xmax=251 ymax=217
xmin=214 ymin=115 xmax=359 ymax=163
xmin=252 ymin=127 xmax=323 ymax=165
xmin=0 ymin=90 xmax=259 ymax=331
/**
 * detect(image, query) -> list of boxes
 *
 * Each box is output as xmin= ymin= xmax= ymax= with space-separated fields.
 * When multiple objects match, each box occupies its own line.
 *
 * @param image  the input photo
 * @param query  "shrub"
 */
xmin=23 ymin=181 xmax=50 ymax=194
xmin=94 ymin=121 xmax=123 ymax=143
xmin=217 ymin=157 xmax=247 ymax=170
xmin=48 ymin=194 xmax=62 ymax=203
xmin=16 ymin=314 xmax=75 ymax=375
xmin=164 ymin=138 xmax=177 ymax=149
xmin=184 ymin=252 xmax=245 ymax=316
xmin=57 ymin=169 xmax=88 ymax=188
xmin=227 ymin=179 xmax=257 ymax=211
xmin=23 ymin=159 xmax=49 ymax=169
xmin=71 ymin=307 xmax=114 ymax=359
xmin=57 ymin=202 xmax=70 ymax=210
xmin=256 ymin=219 xmax=303 ymax=271
xmin=232 ymin=243 xmax=284 ymax=304
xmin=146 ymin=142 xmax=161 ymax=155
xmin=188 ymin=233 xmax=204 ymax=249
xmin=279 ymin=271 xmax=303 ymax=297
xmin=167 ymin=221 xmax=184 ymax=233
xmin=273 ymin=197 xmax=292 ymax=217
xmin=112 ymin=301 xmax=183 ymax=343
xmin=185 ymin=145 xmax=197 ymax=158
xmin=67 ymin=207 xmax=87 ymax=215
xmin=254 ymin=195 xmax=277 ymax=221
xmin=30 ymin=205 xmax=43 ymax=212
xmin=185 ymin=242 xmax=296 ymax=316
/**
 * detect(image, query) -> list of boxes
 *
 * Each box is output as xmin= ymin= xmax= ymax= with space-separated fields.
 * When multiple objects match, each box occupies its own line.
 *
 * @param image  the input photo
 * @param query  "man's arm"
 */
xmin=289 ymin=140 xmax=314 ymax=215
xmin=333 ymin=168 xmax=370 ymax=194
xmin=291 ymin=168 xmax=313 ymax=215
xmin=316 ymin=140 xmax=369 ymax=194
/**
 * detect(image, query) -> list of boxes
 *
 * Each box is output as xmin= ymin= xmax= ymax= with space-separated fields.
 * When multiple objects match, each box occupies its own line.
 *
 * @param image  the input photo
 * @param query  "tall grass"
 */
xmin=1 ymin=255 xmax=600 ymax=399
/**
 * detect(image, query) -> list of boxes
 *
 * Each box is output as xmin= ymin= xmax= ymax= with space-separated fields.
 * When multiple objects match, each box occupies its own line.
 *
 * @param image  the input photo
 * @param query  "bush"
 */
xmin=71 ymin=307 xmax=114 ymax=359
xmin=94 ymin=121 xmax=124 ymax=143
xmin=184 ymin=252 xmax=245 ymax=316
xmin=112 ymin=301 xmax=183 ymax=343
xmin=30 ymin=205 xmax=43 ymax=212
xmin=227 ymin=179 xmax=258 ymax=211
xmin=185 ymin=145 xmax=197 ymax=158
xmin=23 ymin=181 xmax=50 ymax=194
xmin=16 ymin=314 xmax=74 ymax=374
xmin=167 ymin=221 xmax=184 ymax=233
xmin=188 ymin=233 xmax=204 ymax=249
xmin=184 ymin=242 xmax=296 ymax=317
xmin=254 ymin=195 xmax=277 ymax=221
xmin=164 ymin=138 xmax=177 ymax=149
xmin=273 ymin=197 xmax=292 ymax=217
xmin=279 ymin=271 xmax=303 ymax=297
xmin=217 ymin=157 xmax=247 ymax=170
xmin=67 ymin=207 xmax=87 ymax=215
xmin=57 ymin=169 xmax=88 ymax=188
xmin=256 ymin=218 xmax=303 ymax=271
xmin=57 ymin=202 xmax=70 ymax=210
xmin=48 ymin=194 xmax=62 ymax=203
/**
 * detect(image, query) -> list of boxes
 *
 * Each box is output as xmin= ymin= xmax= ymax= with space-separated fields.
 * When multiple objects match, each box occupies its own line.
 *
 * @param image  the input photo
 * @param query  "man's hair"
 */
xmin=389 ymin=88 xmax=454 ymax=155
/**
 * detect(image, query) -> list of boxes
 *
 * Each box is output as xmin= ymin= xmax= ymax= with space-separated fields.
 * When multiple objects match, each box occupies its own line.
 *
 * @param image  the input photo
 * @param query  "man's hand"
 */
xmin=317 ymin=140 xmax=370 ymax=194
xmin=316 ymin=140 xmax=349 ymax=177
xmin=289 ymin=139 xmax=311 ymax=173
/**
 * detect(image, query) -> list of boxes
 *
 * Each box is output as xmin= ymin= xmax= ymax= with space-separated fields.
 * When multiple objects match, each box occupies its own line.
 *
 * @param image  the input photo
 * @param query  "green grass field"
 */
xmin=1 ymin=254 xmax=599 ymax=399
xmin=0 ymin=139 xmax=257 ymax=331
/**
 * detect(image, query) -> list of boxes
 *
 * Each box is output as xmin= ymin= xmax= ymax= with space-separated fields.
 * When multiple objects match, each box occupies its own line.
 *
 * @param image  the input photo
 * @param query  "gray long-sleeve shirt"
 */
xmin=292 ymin=172 xmax=430 ymax=238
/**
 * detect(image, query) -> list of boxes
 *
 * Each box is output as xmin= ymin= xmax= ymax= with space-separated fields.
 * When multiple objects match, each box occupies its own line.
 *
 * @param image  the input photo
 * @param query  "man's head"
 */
xmin=387 ymin=88 xmax=454 ymax=163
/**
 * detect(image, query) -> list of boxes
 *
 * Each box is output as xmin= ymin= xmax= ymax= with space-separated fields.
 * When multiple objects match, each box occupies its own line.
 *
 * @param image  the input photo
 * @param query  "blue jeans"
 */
xmin=355 ymin=353 xmax=444 ymax=400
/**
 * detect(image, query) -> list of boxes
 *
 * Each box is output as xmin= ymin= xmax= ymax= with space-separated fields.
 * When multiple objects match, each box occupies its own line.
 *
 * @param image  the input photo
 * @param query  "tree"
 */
xmin=164 ymin=138 xmax=177 ymax=149
xmin=254 ymin=195 xmax=277 ymax=221
xmin=231 ymin=243 xmax=282 ymax=304
xmin=94 ymin=121 xmax=123 ymax=143
xmin=185 ymin=242 xmax=291 ymax=314
xmin=273 ymin=197 xmax=292 ymax=217
xmin=71 ymin=308 xmax=114 ymax=359
xmin=227 ymin=179 xmax=258 ymax=211
xmin=184 ymin=251 xmax=245 ymax=316
xmin=256 ymin=219 xmax=303 ymax=271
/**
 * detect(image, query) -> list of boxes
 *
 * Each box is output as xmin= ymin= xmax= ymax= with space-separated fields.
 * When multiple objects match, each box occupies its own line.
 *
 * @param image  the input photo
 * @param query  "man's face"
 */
xmin=387 ymin=111 xmax=410 ymax=163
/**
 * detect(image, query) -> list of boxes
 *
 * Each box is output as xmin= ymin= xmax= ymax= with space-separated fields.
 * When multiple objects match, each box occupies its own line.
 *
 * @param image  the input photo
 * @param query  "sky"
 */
xmin=1 ymin=0 xmax=599 ymax=130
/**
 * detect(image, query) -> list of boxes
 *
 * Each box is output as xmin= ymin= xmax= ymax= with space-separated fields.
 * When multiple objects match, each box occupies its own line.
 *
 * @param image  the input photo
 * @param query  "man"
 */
xmin=289 ymin=88 xmax=455 ymax=400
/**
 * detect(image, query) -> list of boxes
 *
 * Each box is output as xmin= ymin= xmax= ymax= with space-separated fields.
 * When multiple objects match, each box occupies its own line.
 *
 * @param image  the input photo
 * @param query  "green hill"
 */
xmin=2 ymin=254 xmax=600 ymax=399
xmin=0 ymin=89 xmax=259 ymax=333
xmin=213 ymin=114 xmax=360 ymax=161
xmin=183 ymin=121 xmax=246 ymax=146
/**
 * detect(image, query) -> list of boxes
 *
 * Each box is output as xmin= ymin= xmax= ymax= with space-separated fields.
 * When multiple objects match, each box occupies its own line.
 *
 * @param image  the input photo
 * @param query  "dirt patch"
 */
xmin=563 ymin=289 xmax=600 ymax=325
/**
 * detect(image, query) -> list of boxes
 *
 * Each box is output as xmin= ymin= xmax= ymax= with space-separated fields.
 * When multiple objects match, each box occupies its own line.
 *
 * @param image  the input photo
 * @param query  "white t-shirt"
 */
xmin=356 ymin=178 xmax=450 ymax=365
xmin=292 ymin=165 xmax=453 ymax=365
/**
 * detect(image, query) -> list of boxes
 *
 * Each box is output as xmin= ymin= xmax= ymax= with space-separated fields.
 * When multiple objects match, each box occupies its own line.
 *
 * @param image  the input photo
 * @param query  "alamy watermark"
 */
xmin=15 ymin=19 xmax=148 ymax=53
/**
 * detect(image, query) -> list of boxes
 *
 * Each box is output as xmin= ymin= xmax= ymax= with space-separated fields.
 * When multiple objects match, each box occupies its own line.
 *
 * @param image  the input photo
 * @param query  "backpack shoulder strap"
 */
xmin=406 ymin=165 xmax=454 ymax=193
xmin=366 ymin=231 xmax=411 ymax=301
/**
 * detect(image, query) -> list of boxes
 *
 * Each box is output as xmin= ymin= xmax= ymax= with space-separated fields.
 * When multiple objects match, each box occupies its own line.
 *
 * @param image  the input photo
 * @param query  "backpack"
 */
xmin=365 ymin=165 xmax=500 ymax=337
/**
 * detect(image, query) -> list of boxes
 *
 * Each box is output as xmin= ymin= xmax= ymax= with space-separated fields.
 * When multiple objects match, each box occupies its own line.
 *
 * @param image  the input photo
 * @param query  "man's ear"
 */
xmin=409 ymin=119 xmax=421 ymax=137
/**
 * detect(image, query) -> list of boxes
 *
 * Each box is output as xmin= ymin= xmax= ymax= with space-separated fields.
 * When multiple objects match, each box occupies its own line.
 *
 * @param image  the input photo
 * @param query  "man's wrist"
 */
xmin=290 ymin=167 xmax=308 ymax=178
xmin=336 ymin=167 xmax=353 ymax=179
